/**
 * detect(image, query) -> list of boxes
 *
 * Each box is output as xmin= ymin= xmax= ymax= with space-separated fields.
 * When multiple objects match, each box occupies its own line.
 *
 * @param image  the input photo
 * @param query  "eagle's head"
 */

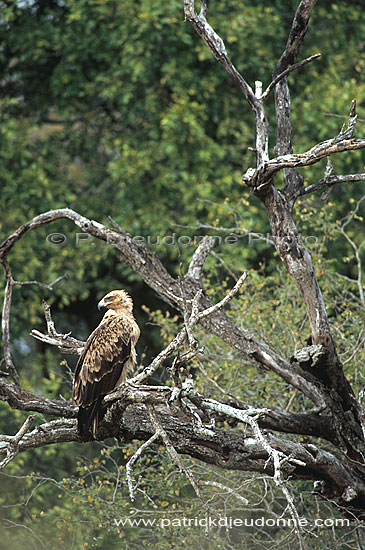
xmin=97 ymin=290 xmax=133 ymax=314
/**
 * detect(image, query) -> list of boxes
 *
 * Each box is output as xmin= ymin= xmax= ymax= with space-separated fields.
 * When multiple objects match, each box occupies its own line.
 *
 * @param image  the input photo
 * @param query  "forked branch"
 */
xmin=30 ymin=301 xmax=85 ymax=354
xmin=183 ymin=0 xmax=269 ymax=166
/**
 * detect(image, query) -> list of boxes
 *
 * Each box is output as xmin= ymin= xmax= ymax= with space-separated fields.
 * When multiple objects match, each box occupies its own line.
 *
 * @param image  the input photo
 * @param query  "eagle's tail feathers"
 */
xmin=77 ymin=398 xmax=107 ymax=439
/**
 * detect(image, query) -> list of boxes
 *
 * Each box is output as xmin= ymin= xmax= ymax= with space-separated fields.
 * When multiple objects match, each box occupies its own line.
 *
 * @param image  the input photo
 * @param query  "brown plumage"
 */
xmin=73 ymin=290 xmax=140 ymax=438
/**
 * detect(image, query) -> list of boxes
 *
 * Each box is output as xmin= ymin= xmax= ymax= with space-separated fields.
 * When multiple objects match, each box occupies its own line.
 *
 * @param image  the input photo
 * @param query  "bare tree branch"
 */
xmin=30 ymin=301 xmax=85 ymax=354
xmin=148 ymin=404 xmax=203 ymax=501
xmin=0 ymin=253 xmax=67 ymax=385
xmin=262 ymin=53 xmax=321 ymax=100
xmin=199 ymin=480 xmax=249 ymax=505
xmin=0 ymin=372 xmax=330 ymax=444
xmin=0 ymin=377 xmax=77 ymax=417
xmin=125 ymin=431 xmax=160 ymax=501
xmin=198 ymin=270 xmax=248 ymax=320
xmin=183 ymin=0 xmax=256 ymax=109
xmin=301 ymin=172 xmax=365 ymax=196
xmin=131 ymin=271 xmax=247 ymax=384
xmin=0 ymin=208 xmax=319 ymax=403
xmin=325 ymin=112 xmax=365 ymax=123
xmin=13 ymin=275 xmax=67 ymax=291
xmin=187 ymin=235 xmax=216 ymax=282
xmin=268 ymin=135 xmax=364 ymax=174
xmin=275 ymin=0 xmax=319 ymax=73
xmin=183 ymin=0 xmax=269 ymax=166
xmin=337 ymin=195 xmax=365 ymax=304
xmin=273 ymin=0 xmax=318 ymax=196
xmin=0 ymin=415 xmax=35 ymax=470
xmin=0 ymin=260 xmax=19 ymax=385
xmin=242 ymin=105 xmax=365 ymax=193
xmin=3 ymin=401 xmax=364 ymax=514
xmin=183 ymin=1 xmax=365 ymax=470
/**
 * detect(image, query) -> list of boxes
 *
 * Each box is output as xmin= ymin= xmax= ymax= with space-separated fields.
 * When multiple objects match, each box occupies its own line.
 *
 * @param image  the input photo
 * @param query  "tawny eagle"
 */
xmin=73 ymin=290 xmax=140 ymax=438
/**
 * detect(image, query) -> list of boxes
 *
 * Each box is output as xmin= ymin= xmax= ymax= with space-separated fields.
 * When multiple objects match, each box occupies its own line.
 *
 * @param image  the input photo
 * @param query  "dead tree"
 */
xmin=1 ymin=0 xmax=365 ymax=519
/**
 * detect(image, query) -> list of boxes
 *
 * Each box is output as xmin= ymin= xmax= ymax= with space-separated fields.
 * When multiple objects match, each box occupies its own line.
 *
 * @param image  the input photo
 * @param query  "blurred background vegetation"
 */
xmin=0 ymin=0 xmax=364 ymax=548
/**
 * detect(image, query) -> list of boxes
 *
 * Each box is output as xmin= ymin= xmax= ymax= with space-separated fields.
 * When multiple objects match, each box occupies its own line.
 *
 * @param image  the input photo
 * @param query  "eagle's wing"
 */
xmin=73 ymin=314 xmax=138 ymax=438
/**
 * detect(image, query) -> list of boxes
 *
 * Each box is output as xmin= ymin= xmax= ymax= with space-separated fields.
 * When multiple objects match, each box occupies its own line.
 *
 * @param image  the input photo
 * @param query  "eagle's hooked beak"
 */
xmin=97 ymin=297 xmax=106 ymax=311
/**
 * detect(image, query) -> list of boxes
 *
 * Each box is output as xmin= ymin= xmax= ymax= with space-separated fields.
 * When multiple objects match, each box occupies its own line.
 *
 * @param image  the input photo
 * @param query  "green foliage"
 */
xmin=0 ymin=0 xmax=364 ymax=548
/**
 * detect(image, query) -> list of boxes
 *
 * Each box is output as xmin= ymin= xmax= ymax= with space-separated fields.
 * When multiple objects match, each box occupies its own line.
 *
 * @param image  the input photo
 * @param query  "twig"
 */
xmin=301 ymin=173 xmax=365 ymax=196
xmin=210 ymin=251 xmax=240 ymax=282
xmin=0 ymin=259 xmax=67 ymax=385
xmin=197 ymin=271 xmax=248 ymax=320
xmin=325 ymin=113 xmax=365 ymax=123
xmin=147 ymin=404 xmax=203 ymax=500
xmin=131 ymin=272 xmax=248 ymax=384
xmin=107 ymin=215 xmax=125 ymax=234
xmin=131 ymin=290 xmax=203 ymax=384
xmin=30 ymin=301 xmax=85 ymax=354
xmin=187 ymin=236 xmax=216 ymax=282
xmin=337 ymin=195 xmax=365 ymax=303
xmin=0 ymin=260 xmax=19 ymax=385
xmin=0 ymin=415 xmax=35 ymax=470
xmin=174 ymin=222 xmax=275 ymax=247
xmin=125 ymin=431 xmax=160 ymax=501
xmin=243 ymin=100 xmax=365 ymax=190
xmin=12 ymin=274 xmax=67 ymax=291
xmin=200 ymin=480 xmax=249 ymax=505
xmin=262 ymin=53 xmax=321 ymax=100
